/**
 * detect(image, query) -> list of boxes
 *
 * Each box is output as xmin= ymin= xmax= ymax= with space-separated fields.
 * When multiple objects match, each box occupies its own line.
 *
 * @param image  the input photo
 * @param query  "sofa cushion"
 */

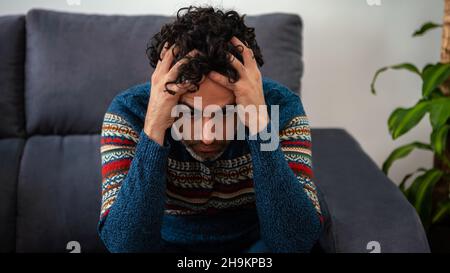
xmin=25 ymin=9 xmax=303 ymax=135
xmin=311 ymin=128 xmax=430 ymax=253
xmin=0 ymin=138 xmax=25 ymax=252
xmin=0 ymin=15 xmax=25 ymax=138
xmin=248 ymin=13 xmax=303 ymax=93
xmin=16 ymin=135 xmax=106 ymax=252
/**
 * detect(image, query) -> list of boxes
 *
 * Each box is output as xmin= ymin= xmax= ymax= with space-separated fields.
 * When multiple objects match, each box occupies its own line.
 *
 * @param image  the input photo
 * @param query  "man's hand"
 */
xmin=144 ymin=43 xmax=198 ymax=145
xmin=207 ymin=36 xmax=269 ymax=135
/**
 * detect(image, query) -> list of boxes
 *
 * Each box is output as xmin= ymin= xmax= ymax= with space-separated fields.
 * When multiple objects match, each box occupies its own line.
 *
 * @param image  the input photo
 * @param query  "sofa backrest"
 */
xmin=0 ymin=9 xmax=304 ymax=252
xmin=25 ymin=9 xmax=304 ymax=136
xmin=0 ymin=15 xmax=26 ymax=139
xmin=0 ymin=15 xmax=26 ymax=253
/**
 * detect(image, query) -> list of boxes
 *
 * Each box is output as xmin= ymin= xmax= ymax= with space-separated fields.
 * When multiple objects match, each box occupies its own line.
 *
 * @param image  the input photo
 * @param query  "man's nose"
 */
xmin=201 ymin=117 xmax=215 ymax=145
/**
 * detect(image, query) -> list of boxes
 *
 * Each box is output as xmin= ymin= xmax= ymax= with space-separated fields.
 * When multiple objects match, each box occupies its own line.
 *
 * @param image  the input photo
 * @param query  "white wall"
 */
xmin=0 ymin=0 xmax=444 ymax=185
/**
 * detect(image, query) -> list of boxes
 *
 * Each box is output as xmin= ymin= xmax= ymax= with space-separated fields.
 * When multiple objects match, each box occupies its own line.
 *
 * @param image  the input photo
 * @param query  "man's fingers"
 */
xmin=207 ymin=70 xmax=236 ymax=91
xmin=159 ymin=42 xmax=169 ymax=62
xmin=163 ymin=81 xmax=196 ymax=96
xmin=160 ymin=42 xmax=170 ymax=59
xmin=164 ymin=49 xmax=200 ymax=95
xmin=227 ymin=52 xmax=245 ymax=74
xmin=230 ymin=36 xmax=257 ymax=70
xmin=155 ymin=42 xmax=169 ymax=73
xmin=159 ymin=43 xmax=179 ymax=73
xmin=167 ymin=48 xmax=200 ymax=79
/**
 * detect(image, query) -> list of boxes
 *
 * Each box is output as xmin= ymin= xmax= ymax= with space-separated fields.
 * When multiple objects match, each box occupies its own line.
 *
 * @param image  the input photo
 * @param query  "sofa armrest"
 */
xmin=311 ymin=128 xmax=430 ymax=253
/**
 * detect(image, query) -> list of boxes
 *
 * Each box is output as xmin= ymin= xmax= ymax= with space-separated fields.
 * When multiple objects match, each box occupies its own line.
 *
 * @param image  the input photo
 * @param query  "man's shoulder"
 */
xmin=262 ymin=77 xmax=306 ymax=129
xmin=262 ymin=77 xmax=302 ymax=106
xmin=109 ymin=82 xmax=150 ymax=113
xmin=105 ymin=82 xmax=151 ymax=132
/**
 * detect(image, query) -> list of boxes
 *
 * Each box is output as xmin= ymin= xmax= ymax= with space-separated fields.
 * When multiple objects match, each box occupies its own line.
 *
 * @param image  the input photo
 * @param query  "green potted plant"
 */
xmin=370 ymin=1 xmax=450 ymax=252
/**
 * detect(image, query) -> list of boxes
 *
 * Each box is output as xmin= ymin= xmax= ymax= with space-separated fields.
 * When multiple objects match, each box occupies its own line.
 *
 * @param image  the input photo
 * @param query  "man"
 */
xmin=98 ymin=6 xmax=324 ymax=253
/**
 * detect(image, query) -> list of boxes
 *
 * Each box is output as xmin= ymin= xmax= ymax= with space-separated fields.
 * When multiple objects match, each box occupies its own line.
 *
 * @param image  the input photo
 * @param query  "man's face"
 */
xmin=178 ymin=75 xmax=236 ymax=162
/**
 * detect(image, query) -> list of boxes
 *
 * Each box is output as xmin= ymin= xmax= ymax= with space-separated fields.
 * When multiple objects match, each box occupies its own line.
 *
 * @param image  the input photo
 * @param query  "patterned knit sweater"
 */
xmin=98 ymin=77 xmax=324 ymax=253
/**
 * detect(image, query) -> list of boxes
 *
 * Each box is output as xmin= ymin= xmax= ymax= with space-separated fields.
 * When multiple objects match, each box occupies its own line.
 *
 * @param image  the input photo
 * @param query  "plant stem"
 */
xmin=432 ymin=0 xmax=450 ymax=219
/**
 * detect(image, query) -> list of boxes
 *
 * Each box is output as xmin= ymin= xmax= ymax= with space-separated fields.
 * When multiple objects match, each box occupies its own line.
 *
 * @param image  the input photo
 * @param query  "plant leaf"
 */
xmin=371 ymin=63 xmax=420 ymax=94
xmin=382 ymin=142 xmax=431 ymax=175
xmin=422 ymin=63 xmax=434 ymax=74
xmin=429 ymin=88 xmax=446 ymax=99
xmin=432 ymin=200 xmax=450 ymax=224
xmin=391 ymin=63 xmax=421 ymax=75
xmin=422 ymin=63 xmax=450 ymax=98
xmin=409 ymin=169 xmax=444 ymax=230
xmin=387 ymin=101 xmax=430 ymax=139
xmin=428 ymin=97 xmax=450 ymax=129
xmin=412 ymin=22 xmax=442 ymax=37
xmin=399 ymin=167 xmax=428 ymax=192
xmin=431 ymin=124 xmax=450 ymax=155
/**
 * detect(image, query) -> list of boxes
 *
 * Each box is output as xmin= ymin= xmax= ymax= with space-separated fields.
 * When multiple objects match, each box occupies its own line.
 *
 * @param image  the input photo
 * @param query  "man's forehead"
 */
xmin=179 ymin=76 xmax=235 ymax=108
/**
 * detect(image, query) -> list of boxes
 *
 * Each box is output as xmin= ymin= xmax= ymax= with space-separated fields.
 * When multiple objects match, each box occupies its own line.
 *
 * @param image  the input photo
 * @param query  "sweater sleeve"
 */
xmin=98 ymin=111 xmax=170 ymax=253
xmin=246 ymin=113 xmax=323 ymax=253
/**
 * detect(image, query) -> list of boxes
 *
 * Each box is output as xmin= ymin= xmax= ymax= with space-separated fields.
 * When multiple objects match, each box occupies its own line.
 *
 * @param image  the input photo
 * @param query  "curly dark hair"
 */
xmin=146 ymin=5 xmax=264 ymax=94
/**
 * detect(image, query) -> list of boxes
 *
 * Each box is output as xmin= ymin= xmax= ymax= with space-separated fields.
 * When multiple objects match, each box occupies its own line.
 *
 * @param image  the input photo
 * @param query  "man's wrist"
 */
xmin=143 ymin=123 xmax=166 ymax=146
xmin=248 ymin=109 xmax=270 ymax=136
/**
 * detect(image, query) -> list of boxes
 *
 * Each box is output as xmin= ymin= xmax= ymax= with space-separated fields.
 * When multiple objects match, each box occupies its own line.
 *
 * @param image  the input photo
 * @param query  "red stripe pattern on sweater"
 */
xmin=280 ymin=115 xmax=322 ymax=220
xmin=100 ymin=113 xmax=322 ymax=220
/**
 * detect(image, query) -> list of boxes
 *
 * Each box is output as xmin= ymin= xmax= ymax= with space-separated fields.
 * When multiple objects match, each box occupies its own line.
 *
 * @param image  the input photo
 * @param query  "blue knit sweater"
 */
xmin=98 ymin=77 xmax=324 ymax=253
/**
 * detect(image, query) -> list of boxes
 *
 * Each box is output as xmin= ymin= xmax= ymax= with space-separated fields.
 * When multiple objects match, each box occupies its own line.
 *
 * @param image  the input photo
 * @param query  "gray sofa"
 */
xmin=0 ymin=9 xmax=430 ymax=253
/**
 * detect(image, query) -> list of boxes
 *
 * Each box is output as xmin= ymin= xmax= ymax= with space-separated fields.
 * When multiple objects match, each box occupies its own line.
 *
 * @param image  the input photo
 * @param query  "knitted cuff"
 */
xmin=133 ymin=129 xmax=171 ymax=174
xmin=245 ymin=121 xmax=280 ymax=153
